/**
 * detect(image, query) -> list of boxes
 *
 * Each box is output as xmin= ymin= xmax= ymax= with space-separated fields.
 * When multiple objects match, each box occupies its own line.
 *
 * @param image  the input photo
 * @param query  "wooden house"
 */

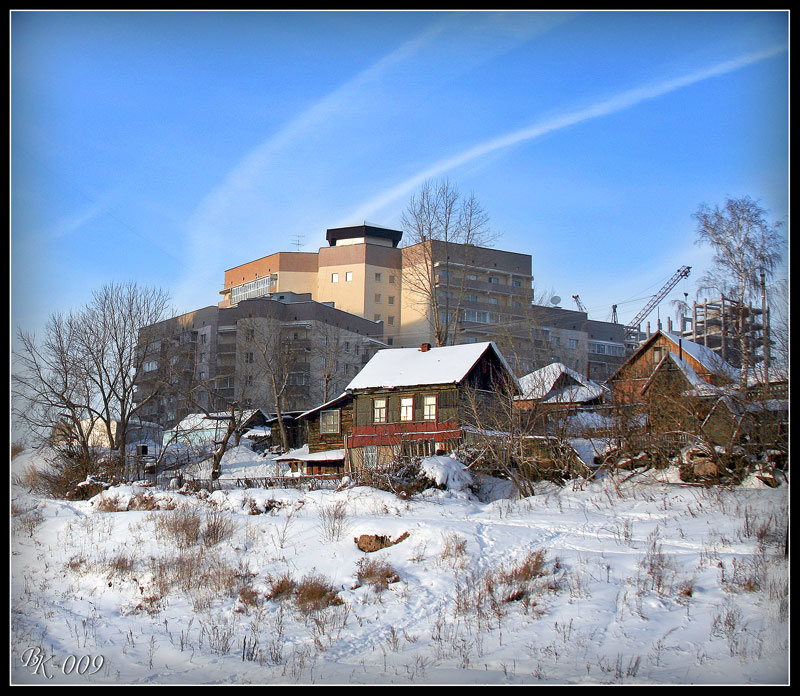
xmin=288 ymin=392 xmax=355 ymax=474
xmin=605 ymin=331 xmax=774 ymax=448
xmin=607 ymin=331 xmax=739 ymax=403
xmin=515 ymin=362 xmax=607 ymax=434
xmin=342 ymin=341 xmax=518 ymax=471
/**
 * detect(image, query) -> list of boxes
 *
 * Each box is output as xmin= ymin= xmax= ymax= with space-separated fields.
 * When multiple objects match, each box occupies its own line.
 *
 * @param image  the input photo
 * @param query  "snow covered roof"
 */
xmin=517 ymin=362 xmax=604 ymax=403
xmin=345 ymin=341 xmax=518 ymax=391
xmin=274 ymin=445 xmax=345 ymax=462
xmin=661 ymin=332 xmax=739 ymax=381
xmin=169 ymin=409 xmax=265 ymax=433
xmin=297 ymin=392 xmax=352 ymax=420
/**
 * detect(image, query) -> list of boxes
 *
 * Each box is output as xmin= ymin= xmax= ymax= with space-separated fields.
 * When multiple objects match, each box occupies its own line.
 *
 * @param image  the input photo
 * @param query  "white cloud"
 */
xmin=173 ymin=13 xmax=572 ymax=310
xmin=345 ymin=44 xmax=788 ymax=223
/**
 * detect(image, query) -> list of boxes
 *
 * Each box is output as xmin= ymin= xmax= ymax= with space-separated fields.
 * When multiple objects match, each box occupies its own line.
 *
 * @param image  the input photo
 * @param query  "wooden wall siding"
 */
xmin=305 ymin=402 xmax=354 ymax=453
xmin=611 ymin=334 xmax=725 ymax=400
xmin=353 ymin=386 xmax=460 ymax=428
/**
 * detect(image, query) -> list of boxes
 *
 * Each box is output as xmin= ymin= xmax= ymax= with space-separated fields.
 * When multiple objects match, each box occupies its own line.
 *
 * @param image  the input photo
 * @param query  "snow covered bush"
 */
xmin=418 ymin=455 xmax=473 ymax=492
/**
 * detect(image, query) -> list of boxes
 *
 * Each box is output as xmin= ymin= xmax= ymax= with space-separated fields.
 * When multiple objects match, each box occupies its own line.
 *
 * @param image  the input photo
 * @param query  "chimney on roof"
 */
xmin=420 ymin=343 xmax=431 ymax=352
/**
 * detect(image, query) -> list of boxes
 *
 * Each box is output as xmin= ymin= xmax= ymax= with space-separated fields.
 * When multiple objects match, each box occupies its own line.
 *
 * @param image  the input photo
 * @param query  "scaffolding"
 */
xmin=681 ymin=296 xmax=768 ymax=368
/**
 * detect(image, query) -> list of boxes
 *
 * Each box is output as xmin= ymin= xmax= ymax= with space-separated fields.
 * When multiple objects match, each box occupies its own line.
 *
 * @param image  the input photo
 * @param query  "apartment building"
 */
xmin=216 ymin=222 xmax=625 ymax=382
xmin=135 ymin=293 xmax=384 ymax=430
xmin=220 ymin=224 xmax=404 ymax=344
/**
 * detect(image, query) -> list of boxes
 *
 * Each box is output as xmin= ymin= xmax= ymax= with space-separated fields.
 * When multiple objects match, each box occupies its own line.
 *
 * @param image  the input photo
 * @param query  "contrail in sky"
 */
xmin=346 ymin=44 xmax=787 ymax=223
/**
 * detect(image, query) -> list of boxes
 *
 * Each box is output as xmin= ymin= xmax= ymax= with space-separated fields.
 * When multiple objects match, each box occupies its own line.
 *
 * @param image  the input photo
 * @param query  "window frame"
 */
xmin=423 ymin=394 xmax=437 ymax=421
xmin=400 ymin=396 xmax=414 ymax=422
xmin=319 ymin=409 xmax=341 ymax=434
xmin=373 ymin=398 xmax=387 ymax=424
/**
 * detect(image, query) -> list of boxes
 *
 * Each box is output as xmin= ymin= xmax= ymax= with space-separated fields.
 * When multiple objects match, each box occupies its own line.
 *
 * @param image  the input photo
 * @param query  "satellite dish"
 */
xmin=550 ymin=296 xmax=561 ymax=305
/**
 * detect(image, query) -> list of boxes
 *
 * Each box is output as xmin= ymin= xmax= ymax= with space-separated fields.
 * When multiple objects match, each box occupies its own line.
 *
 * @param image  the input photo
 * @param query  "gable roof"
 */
xmin=608 ymin=330 xmax=739 ymax=383
xmin=517 ymin=362 xmax=605 ymax=404
xmin=345 ymin=341 xmax=519 ymax=391
xmin=641 ymin=352 xmax=726 ymax=398
xmin=296 ymin=392 xmax=353 ymax=421
xmin=170 ymin=409 xmax=267 ymax=433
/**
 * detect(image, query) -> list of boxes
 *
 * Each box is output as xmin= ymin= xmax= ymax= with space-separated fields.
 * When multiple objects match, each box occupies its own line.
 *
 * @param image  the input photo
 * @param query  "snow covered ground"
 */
xmin=11 ymin=447 xmax=789 ymax=685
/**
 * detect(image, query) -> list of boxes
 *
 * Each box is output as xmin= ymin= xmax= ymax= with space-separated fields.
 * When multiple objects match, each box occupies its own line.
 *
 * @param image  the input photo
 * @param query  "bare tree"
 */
xmin=460 ymin=369 xmax=590 ymax=497
xmin=77 ymin=283 xmax=173 ymax=458
xmin=13 ymin=312 xmax=96 ymax=462
xmin=12 ymin=283 xmax=173 ymax=473
xmin=693 ymin=196 xmax=785 ymax=387
xmin=400 ymin=179 xmax=496 ymax=346
xmin=311 ymin=322 xmax=353 ymax=404
xmin=238 ymin=316 xmax=304 ymax=451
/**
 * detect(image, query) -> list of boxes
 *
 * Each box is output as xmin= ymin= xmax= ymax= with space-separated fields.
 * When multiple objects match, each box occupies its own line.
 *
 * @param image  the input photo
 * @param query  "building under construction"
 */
xmin=680 ymin=296 xmax=770 ymax=369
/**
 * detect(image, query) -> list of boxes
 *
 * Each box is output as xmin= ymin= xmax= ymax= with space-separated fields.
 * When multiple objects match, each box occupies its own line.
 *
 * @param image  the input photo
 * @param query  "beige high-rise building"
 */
xmin=220 ymin=224 xmax=405 ymax=344
xmin=218 ymin=223 xmax=535 ymax=354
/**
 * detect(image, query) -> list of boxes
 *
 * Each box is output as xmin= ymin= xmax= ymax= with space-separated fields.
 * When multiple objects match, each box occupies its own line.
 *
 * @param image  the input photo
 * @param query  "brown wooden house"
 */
xmin=339 ymin=341 xmax=518 ymax=471
xmin=606 ymin=331 xmax=768 ymax=449
xmin=608 ymin=331 xmax=739 ymax=403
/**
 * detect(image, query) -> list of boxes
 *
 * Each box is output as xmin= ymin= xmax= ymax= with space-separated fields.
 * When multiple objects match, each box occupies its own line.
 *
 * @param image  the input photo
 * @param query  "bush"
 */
xmin=24 ymin=449 xmax=118 ymax=500
xmin=266 ymin=572 xmax=297 ymax=601
xmin=294 ymin=572 xmax=343 ymax=614
xmin=354 ymin=557 xmax=400 ymax=589
xmin=154 ymin=508 xmax=203 ymax=548
xmin=202 ymin=509 xmax=236 ymax=546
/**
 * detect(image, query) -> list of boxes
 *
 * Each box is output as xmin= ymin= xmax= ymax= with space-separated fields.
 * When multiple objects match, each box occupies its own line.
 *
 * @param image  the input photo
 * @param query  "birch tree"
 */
xmin=693 ymin=196 xmax=784 ymax=387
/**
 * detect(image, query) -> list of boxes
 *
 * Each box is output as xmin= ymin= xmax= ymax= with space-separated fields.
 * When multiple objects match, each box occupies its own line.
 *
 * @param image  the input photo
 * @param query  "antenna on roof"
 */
xmin=292 ymin=234 xmax=304 ymax=251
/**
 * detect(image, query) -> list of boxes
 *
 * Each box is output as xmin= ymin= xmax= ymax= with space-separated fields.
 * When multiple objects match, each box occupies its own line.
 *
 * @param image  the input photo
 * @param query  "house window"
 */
xmin=569 ymin=338 xmax=578 ymax=350
xmin=388 ymin=296 xmax=395 ymax=305
xmin=345 ymin=271 xmax=353 ymax=282
xmin=388 ymin=316 xmax=395 ymax=326
xmin=143 ymin=360 xmax=158 ymax=372
xmin=488 ymin=297 xmax=499 ymax=305
xmin=374 ymin=314 xmax=382 ymax=322
xmin=245 ymin=352 xmax=254 ymax=363
xmin=245 ymin=375 xmax=253 ymax=386
xmin=389 ymin=275 xmax=396 ymax=284
xmin=512 ymin=279 xmax=522 ymax=287
xmin=467 ymin=293 xmax=478 ymax=302
xmin=653 ymin=346 xmax=669 ymax=364
xmin=400 ymin=396 xmax=414 ymax=422
xmin=375 ymin=294 xmax=381 ymax=303
xmin=373 ymin=398 xmax=387 ymax=423
xmin=331 ymin=273 xmax=339 ymax=283
xmin=200 ymin=334 xmax=207 ymax=344
xmin=320 ymin=409 xmax=340 ymax=434
xmin=375 ymin=272 xmax=382 ymax=282
xmin=467 ymin=273 xmax=478 ymax=281
xmin=489 ymin=276 xmax=499 ymax=284
xmin=423 ymin=395 xmax=437 ymax=421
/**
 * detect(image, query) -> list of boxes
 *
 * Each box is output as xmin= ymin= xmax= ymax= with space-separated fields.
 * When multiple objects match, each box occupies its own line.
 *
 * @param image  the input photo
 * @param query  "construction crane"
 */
xmin=572 ymin=294 xmax=587 ymax=312
xmin=624 ymin=265 xmax=691 ymax=351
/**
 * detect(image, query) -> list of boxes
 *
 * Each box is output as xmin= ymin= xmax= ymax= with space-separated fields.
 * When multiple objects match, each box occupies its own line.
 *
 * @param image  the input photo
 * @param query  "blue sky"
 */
xmin=11 ymin=10 xmax=788 ymax=341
